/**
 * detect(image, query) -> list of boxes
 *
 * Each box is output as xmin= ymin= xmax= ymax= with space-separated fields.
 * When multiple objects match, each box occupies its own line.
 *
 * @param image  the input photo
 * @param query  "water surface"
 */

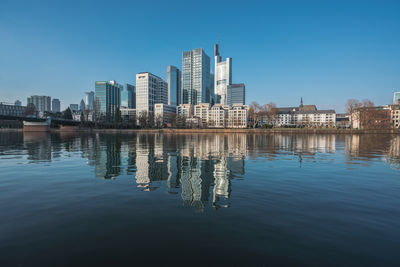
xmin=0 ymin=132 xmax=399 ymax=266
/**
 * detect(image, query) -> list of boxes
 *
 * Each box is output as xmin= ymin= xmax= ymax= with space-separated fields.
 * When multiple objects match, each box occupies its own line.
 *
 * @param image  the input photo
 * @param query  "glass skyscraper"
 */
xmin=95 ymin=80 xmax=122 ymax=122
xmin=121 ymin=83 xmax=136 ymax=108
xmin=214 ymin=44 xmax=232 ymax=105
xmin=182 ymin=48 xmax=211 ymax=105
xmin=394 ymin=92 xmax=400 ymax=105
xmin=227 ymin=84 xmax=245 ymax=106
xmin=167 ymin=66 xmax=181 ymax=106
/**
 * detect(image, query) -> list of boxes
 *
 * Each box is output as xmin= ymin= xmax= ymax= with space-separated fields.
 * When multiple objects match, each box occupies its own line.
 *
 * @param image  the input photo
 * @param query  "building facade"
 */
xmin=95 ymin=80 xmax=122 ymax=122
xmin=52 ymin=98 xmax=60 ymax=113
xmin=227 ymin=104 xmax=249 ymax=128
xmin=167 ymin=66 xmax=181 ymax=106
xmin=154 ymin=104 xmax=176 ymax=126
xmin=69 ymin=104 xmax=79 ymax=112
xmin=182 ymin=48 xmax=211 ymax=105
xmin=177 ymin=104 xmax=193 ymax=118
xmin=227 ymin=83 xmax=245 ymax=106
xmin=79 ymin=99 xmax=85 ymax=111
xmin=0 ymin=102 xmax=26 ymax=117
xmin=194 ymin=103 xmax=210 ymax=126
xmin=136 ymin=72 xmax=167 ymax=117
xmin=27 ymin=95 xmax=51 ymax=112
xmin=85 ymin=91 xmax=94 ymax=110
xmin=214 ymin=44 xmax=232 ymax=105
xmin=393 ymin=92 xmax=400 ymax=105
xmin=121 ymin=83 xmax=136 ymax=109
xmin=120 ymin=107 xmax=136 ymax=123
xmin=208 ymin=104 xmax=230 ymax=128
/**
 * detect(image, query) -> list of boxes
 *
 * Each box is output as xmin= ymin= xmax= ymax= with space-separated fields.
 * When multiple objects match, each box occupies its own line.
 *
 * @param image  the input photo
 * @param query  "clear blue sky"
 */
xmin=1 ymin=0 xmax=399 ymax=112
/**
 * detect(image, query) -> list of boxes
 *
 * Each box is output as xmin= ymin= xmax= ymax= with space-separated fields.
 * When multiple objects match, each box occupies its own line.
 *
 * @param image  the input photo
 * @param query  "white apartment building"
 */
xmin=136 ymin=72 xmax=168 ymax=116
xmin=154 ymin=103 xmax=176 ymax=125
xmin=227 ymin=104 xmax=249 ymax=128
xmin=194 ymin=103 xmax=210 ymax=126
xmin=177 ymin=104 xmax=193 ymax=118
xmin=208 ymin=104 xmax=230 ymax=128
xmin=293 ymin=110 xmax=336 ymax=127
xmin=214 ymin=44 xmax=232 ymax=105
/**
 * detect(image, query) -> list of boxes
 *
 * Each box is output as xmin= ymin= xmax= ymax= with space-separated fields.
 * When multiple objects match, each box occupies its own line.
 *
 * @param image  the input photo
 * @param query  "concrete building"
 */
xmin=227 ymin=104 xmax=249 ymax=128
xmin=208 ymin=104 xmax=230 ymax=128
xmin=167 ymin=66 xmax=181 ymax=106
xmin=154 ymin=103 xmax=176 ymax=126
xmin=227 ymin=83 xmax=245 ymax=106
xmin=194 ymin=103 xmax=210 ymax=126
xmin=177 ymin=104 xmax=193 ymax=118
xmin=14 ymin=100 xmax=21 ymax=106
xmin=214 ymin=44 xmax=232 ymax=105
xmin=52 ymin=98 xmax=60 ymax=113
xmin=0 ymin=102 xmax=26 ymax=117
xmin=85 ymin=91 xmax=94 ymax=110
xmin=121 ymin=84 xmax=136 ymax=108
xmin=136 ymin=72 xmax=167 ymax=116
xmin=120 ymin=107 xmax=136 ymax=123
xmin=182 ymin=48 xmax=211 ymax=105
xmin=95 ymin=80 xmax=123 ymax=122
xmin=27 ymin=95 xmax=51 ymax=112
xmin=350 ymin=106 xmax=391 ymax=129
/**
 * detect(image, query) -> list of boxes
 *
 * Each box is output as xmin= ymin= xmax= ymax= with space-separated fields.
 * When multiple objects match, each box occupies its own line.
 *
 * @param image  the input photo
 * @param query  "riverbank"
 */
xmin=1 ymin=128 xmax=399 ymax=134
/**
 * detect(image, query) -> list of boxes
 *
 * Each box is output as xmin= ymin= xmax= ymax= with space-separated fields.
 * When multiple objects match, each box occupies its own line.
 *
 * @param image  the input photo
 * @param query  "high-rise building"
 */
xmin=214 ymin=44 xmax=232 ymax=105
xmin=167 ymin=66 xmax=181 ymax=106
xmin=393 ymin=92 xmax=400 ymax=105
xmin=85 ymin=91 xmax=94 ymax=110
xmin=79 ymin=99 xmax=85 ymax=111
xmin=182 ymin=48 xmax=211 ymax=105
xmin=121 ymin=83 xmax=136 ymax=108
xmin=69 ymin=104 xmax=79 ymax=112
xmin=14 ymin=100 xmax=21 ymax=106
xmin=27 ymin=95 xmax=51 ymax=112
xmin=52 ymin=98 xmax=60 ymax=112
xmin=95 ymin=80 xmax=123 ymax=122
xmin=136 ymin=72 xmax=168 ymax=115
xmin=227 ymin=83 xmax=245 ymax=106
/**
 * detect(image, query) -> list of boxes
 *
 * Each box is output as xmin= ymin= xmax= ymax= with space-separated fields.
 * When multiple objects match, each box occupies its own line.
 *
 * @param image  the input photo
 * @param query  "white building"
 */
xmin=27 ymin=95 xmax=51 ymax=112
xmin=208 ymin=104 xmax=229 ymax=128
xmin=227 ymin=104 xmax=249 ymax=128
xmin=154 ymin=103 xmax=176 ymax=126
xmin=214 ymin=44 xmax=232 ymax=105
xmin=194 ymin=103 xmax=210 ymax=126
xmin=177 ymin=104 xmax=193 ymax=118
xmin=136 ymin=72 xmax=168 ymax=116
xmin=120 ymin=107 xmax=136 ymax=123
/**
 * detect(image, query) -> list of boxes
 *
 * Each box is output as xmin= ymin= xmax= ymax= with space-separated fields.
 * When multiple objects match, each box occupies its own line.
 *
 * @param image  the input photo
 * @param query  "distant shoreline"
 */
xmin=1 ymin=128 xmax=399 ymax=134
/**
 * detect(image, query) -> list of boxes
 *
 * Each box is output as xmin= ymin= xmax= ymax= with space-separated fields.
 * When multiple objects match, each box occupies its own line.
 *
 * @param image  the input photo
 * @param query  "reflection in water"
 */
xmin=1 ymin=132 xmax=400 ymax=211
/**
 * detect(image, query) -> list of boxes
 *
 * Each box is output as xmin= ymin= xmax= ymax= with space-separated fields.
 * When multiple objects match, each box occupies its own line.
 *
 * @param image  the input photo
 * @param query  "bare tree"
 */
xmin=249 ymin=101 xmax=261 ymax=128
xmin=265 ymin=102 xmax=277 ymax=125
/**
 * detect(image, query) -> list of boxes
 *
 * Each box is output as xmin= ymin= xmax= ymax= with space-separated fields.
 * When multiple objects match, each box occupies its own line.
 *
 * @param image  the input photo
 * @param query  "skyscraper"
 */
xmin=182 ymin=48 xmax=211 ymax=105
xmin=85 ymin=91 xmax=94 ymax=110
xmin=136 ymin=72 xmax=167 ymax=115
xmin=79 ymin=99 xmax=85 ymax=111
xmin=52 ymin=98 xmax=60 ymax=112
xmin=95 ymin=80 xmax=122 ymax=122
xmin=214 ymin=44 xmax=232 ymax=105
xmin=121 ymin=84 xmax=136 ymax=108
xmin=393 ymin=92 xmax=400 ymax=105
xmin=27 ymin=95 xmax=51 ymax=112
xmin=167 ymin=66 xmax=181 ymax=106
xmin=227 ymin=84 xmax=245 ymax=106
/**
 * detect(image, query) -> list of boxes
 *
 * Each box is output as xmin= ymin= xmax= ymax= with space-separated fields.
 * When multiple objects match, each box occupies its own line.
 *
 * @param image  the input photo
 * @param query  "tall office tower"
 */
xmin=136 ymin=72 xmax=168 ymax=115
xmin=182 ymin=48 xmax=211 ymax=105
xmin=85 ymin=91 xmax=95 ymax=110
xmin=394 ymin=92 xmax=400 ymax=105
xmin=214 ymin=44 xmax=232 ymax=105
xmin=120 ymin=83 xmax=136 ymax=108
xmin=27 ymin=95 xmax=51 ymax=112
xmin=210 ymin=73 xmax=215 ymax=105
xmin=167 ymin=66 xmax=181 ymax=106
xmin=227 ymin=83 xmax=245 ymax=106
xmin=52 ymin=98 xmax=60 ymax=112
xmin=79 ymin=99 xmax=85 ymax=111
xmin=95 ymin=80 xmax=122 ymax=122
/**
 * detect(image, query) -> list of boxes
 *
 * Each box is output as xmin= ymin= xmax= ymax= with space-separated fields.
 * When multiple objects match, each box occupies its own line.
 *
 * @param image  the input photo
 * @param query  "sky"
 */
xmin=0 ymin=0 xmax=399 ymax=112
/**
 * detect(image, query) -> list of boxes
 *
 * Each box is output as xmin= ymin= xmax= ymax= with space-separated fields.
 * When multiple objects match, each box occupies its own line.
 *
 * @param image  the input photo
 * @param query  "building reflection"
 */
xmin=2 ymin=132 xmax=399 ymax=210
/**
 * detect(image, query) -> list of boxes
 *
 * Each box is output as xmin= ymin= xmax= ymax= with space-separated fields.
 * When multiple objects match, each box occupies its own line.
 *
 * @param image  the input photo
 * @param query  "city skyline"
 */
xmin=1 ymin=0 xmax=400 ymax=112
